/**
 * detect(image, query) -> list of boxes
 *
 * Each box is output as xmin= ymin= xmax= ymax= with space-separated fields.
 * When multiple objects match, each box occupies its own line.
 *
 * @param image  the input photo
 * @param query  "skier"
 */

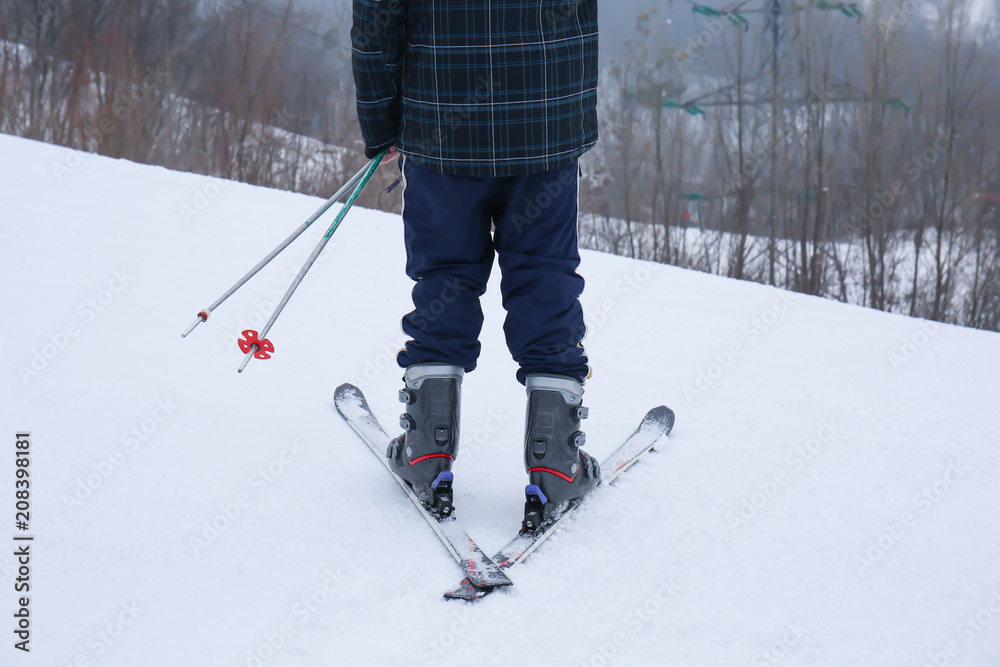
xmin=352 ymin=0 xmax=601 ymax=525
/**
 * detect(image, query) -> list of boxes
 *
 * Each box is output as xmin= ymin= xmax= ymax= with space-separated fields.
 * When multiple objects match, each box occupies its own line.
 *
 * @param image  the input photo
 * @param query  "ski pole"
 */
xmin=181 ymin=157 xmax=376 ymax=338
xmin=236 ymin=148 xmax=387 ymax=373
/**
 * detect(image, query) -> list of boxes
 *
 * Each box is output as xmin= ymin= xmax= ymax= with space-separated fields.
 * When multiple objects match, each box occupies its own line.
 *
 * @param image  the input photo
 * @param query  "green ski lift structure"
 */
xmin=662 ymin=0 xmax=909 ymax=281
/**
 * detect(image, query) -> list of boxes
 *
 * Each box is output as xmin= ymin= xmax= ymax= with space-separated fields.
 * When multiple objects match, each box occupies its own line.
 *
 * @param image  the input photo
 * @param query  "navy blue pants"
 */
xmin=396 ymin=157 xmax=589 ymax=384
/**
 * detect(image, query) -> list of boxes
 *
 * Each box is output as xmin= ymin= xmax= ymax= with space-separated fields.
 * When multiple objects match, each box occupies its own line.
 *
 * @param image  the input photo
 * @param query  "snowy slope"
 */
xmin=2 ymin=132 xmax=999 ymax=667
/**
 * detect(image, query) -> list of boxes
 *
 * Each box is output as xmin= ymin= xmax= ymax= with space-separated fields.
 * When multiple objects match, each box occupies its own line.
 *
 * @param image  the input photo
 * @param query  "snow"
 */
xmin=2 ymin=132 xmax=999 ymax=666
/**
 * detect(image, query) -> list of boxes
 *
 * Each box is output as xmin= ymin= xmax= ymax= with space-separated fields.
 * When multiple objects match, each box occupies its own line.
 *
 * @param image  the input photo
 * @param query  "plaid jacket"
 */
xmin=352 ymin=0 xmax=599 ymax=177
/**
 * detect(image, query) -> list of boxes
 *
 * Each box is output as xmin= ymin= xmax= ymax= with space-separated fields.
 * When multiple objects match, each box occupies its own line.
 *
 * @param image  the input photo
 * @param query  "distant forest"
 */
xmin=2 ymin=0 xmax=998 ymax=330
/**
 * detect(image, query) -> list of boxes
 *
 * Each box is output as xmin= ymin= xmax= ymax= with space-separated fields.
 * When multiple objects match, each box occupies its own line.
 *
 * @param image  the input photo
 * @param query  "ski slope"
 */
xmin=2 ymin=132 xmax=999 ymax=667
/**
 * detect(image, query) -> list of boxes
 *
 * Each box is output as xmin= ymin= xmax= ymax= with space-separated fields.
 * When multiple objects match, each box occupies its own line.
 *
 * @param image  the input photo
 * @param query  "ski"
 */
xmin=334 ymin=383 xmax=513 ymax=589
xmin=443 ymin=405 xmax=675 ymax=601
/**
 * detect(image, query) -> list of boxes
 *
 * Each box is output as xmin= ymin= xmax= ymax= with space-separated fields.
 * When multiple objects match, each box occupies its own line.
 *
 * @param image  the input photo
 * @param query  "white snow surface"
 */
xmin=2 ymin=133 xmax=999 ymax=667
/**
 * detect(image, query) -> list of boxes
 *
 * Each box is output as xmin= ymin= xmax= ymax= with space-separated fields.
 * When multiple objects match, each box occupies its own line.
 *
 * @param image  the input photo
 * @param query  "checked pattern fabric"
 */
xmin=352 ymin=0 xmax=599 ymax=177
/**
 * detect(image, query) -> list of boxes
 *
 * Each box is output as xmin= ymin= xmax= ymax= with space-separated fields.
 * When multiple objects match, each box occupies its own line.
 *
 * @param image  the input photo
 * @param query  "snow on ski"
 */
xmin=444 ymin=405 xmax=675 ymax=601
xmin=334 ymin=383 xmax=513 ymax=589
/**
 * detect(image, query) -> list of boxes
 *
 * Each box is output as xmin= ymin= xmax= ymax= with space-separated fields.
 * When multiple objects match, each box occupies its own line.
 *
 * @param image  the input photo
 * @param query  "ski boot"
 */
xmin=387 ymin=363 xmax=463 ymax=519
xmin=521 ymin=374 xmax=601 ymax=533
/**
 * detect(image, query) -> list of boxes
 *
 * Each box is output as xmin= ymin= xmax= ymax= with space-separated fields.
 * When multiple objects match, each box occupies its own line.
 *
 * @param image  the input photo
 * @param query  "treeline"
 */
xmin=2 ymin=0 xmax=998 ymax=330
xmin=586 ymin=2 xmax=999 ymax=330
xmin=0 ymin=0 xmax=399 ymax=208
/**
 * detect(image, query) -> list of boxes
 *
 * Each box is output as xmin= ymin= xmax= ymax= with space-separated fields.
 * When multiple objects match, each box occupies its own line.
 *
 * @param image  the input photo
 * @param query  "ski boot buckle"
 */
xmin=521 ymin=484 xmax=548 ymax=534
xmin=430 ymin=471 xmax=454 ymax=519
